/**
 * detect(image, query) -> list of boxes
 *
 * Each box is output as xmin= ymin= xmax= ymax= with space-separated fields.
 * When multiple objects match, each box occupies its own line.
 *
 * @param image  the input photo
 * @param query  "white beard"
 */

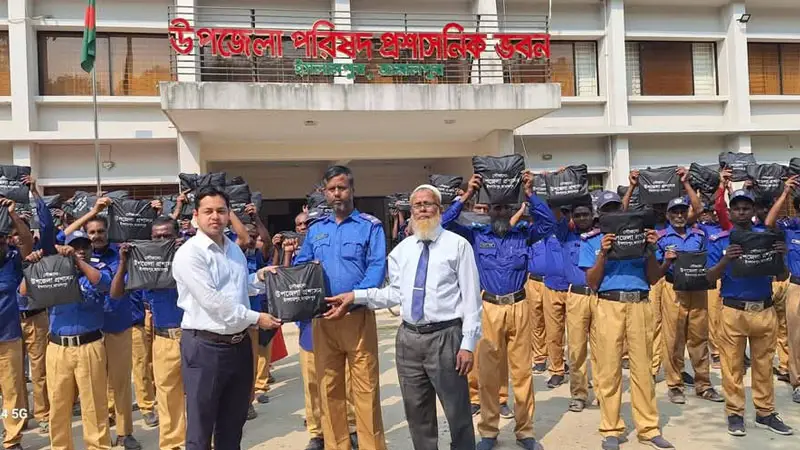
xmin=412 ymin=214 xmax=442 ymax=241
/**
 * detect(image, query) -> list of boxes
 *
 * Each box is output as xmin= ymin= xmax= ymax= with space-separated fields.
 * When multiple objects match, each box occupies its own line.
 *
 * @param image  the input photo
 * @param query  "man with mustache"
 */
xmin=326 ymin=184 xmax=481 ymax=450
xmin=442 ymin=170 xmax=555 ymax=450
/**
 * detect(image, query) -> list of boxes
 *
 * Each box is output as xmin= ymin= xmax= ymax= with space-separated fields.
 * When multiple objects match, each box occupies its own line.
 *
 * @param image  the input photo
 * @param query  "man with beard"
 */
xmin=580 ymin=191 xmax=673 ymax=450
xmin=293 ymin=166 xmax=387 ymax=450
xmin=326 ymin=184 xmax=481 ymax=450
xmin=706 ymin=189 xmax=793 ymax=437
xmin=442 ymin=170 xmax=555 ymax=450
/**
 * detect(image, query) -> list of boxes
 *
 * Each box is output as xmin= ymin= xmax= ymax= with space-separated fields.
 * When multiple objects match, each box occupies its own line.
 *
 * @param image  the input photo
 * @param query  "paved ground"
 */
xmin=9 ymin=310 xmax=800 ymax=449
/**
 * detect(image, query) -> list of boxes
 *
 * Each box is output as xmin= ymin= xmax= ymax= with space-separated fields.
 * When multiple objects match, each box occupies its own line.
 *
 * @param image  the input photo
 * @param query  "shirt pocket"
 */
xmin=476 ymin=246 xmax=498 ymax=269
xmin=311 ymin=237 xmax=331 ymax=258
xmin=341 ymin=240 xmax=365 ymax=261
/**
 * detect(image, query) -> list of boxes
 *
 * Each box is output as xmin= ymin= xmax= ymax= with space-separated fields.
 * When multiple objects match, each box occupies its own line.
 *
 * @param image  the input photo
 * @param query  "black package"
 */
xmin=307 ymin=191 xmax=327 ymax=210
xmin=790 ymin=157 xmax=800 ymax=176
xmin=0 ymin=165 xmax=31 ymax=203
xmin=179 ymin=172 xmax=226 ymax=192
xmin=599 ymin=211 xmax=647 ymax=260
xmin=747 ymin=164 xmax=788 ymax=200
xmin=545 ymin=165 xmax=589 ymax=206
xmin=250 ymin=191 xmax=263 ymax=211
xmin=265 ymin=263 xmax=327 ymax=322
xmin=730 ymin=229 xmax=785 ymax=277
xmin=227 ymin=176 xmax=246 ymax=186
xmin=617 ymin=185 xmax=647 ymax=212
xmin=23 ymin=254 xmax=83 ymax=309
xmin=393 ymin=193 xmax=411 ymax=213
xmin=719 ymin=152 xmax=757 ymax=182
xmin=0 ymin=206 xmax=12 ymax=235
xmin=455 ymin=211 xmax=491 ymax=228
xmin=62 ymin=191 xmax=95 ymax=219
xmin=225 ymin=183 xmax=252 ymax=224
xmin=105 ymin=190 xmax=130 ymax=200
xmin=472 ymin=155 xmax=525 ymax=205
xmin=429 ymin=174 xmax=463 ymax=205
xmin=688 ymin=163 xmax=721 ymax=196
xmin=637 ymin=167 xmax=681 ymax=205
xmin=672 ymin=251 xmax=712 ymax=291
xmin=108 ymin=199 xmax=157 ymax=242
xmin=533 ymin=173 xmax=548 ymax=200
xmin=157 ymin=195 xmax=178 ymax=218
xmin=125 ymin=239 xmax=177 ymax=291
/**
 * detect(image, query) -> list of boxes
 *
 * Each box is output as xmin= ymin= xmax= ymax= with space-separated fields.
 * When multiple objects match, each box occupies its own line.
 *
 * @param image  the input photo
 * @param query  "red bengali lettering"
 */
xmin=169 ymin=18 xmax=194 ymax=55
xmin=494 ymin=33 xmax=550 ymax=60
xmin=378 ymin=32 xmax=401 ymax=59
xmin=252 ymin=30 xmax=284 ymax=57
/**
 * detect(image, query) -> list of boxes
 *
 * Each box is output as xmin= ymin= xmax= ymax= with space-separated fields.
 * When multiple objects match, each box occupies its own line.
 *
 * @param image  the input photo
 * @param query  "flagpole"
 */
xmin=92 ymin=67 xmax=101 ymax=196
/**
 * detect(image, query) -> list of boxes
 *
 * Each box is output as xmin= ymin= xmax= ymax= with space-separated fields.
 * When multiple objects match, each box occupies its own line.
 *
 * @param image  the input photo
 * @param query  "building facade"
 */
xmin=0 ymin=0 xmax=798 ymax=224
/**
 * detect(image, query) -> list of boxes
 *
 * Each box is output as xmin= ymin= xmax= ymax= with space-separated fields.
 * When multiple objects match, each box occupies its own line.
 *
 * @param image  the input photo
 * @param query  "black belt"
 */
xmin=132 ymin=320 xmax=145 ymax=327
xmin=20 ymin=308 xmax=46 ymax=320
xmin=403 ymin=319 xmax=461 ymax=334
xmin=570 ymin=285 xmax=593 ymax=296
xmin=49 ymin=330 xmax=103 ymax=347
xmin=154 ymin=327 xmax=181 ymax=340
xmin=791 ymin=275 xmax=800 ymax=286
xmin=482 ymin=289 xmax=526 ymax=305
xmin=528 ymin=274 xmax=544 ymax=282
xmin=598 ymin=290 xmax=649 ymax=303
xmin=187 ymin=329 xmax=249 ymax=345
xmin=723 ymin=298 xmax=774 ymax=312
xmin=144 ymin=303 xmax=151 ymax=311
xmin=665 ymin=274 xmax=675 ymax=284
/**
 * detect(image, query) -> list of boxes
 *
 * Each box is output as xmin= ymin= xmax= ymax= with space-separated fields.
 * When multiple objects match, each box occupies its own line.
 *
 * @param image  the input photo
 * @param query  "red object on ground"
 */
xmin=270 ymin=327 xmax=288 ymax=363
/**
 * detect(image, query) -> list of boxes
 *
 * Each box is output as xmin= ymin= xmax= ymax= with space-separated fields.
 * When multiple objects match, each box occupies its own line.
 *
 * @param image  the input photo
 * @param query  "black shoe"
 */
xmin=516 ymin=437 xmax=542 ymax=450
xmin=116 ymin=435 xmax=142 ymax=450
xmin=565 ymin=363 xmax=570 ymax=374
xmin=681 ymin=371 xmax=695 ymax=387
xmin=143 ymin=412 xmax=159 ymax=428
xmin=268 ymin=374 xmax=276 ymax=384
xmin=711 ymin=354 xmax=721 ymax=369
xmin=774 ymin=367 xmax=791 ymax=383
xmin=109 ymin=415 xmax=116 ymax=428
xmin=568 ymin=398 xmax=585 ymax=412
xmin=499 ymin=403 xmax=514 ymax=419
xmin=349 ymin=432 xmax=359 ymax=449
xmin=72 ymin=403 xmax=81 ymax=417
xmin=755 ymin=413 xmax=794 ymax=435
xmin=7 ymin=445 xmax=23 ymax=450
xmin=477 ymin=438 xmax=497 ymax=450
xmin=246 ymin=405 xmax=257 ymax=421
xmin=471 ymin=403 xmax=481 ymax=416
xmin=601 ymin=436 xmax=621 ymax=450
xmin=743 ymin=354 xmax=751 ymax=368
xmin=621 ymin=359 xmax=630 ymax=370
xmin=727 ymin=414 xmax=746 ymax=436
xmin=793 ymin=387 xmax=800 ymax=404
xmin=532 ymin=362 xmax=547 ymax=374
xmin=638 ymin=435 xmax=674 ymax=449
xmin=667 ymin=388 xmax=685 ymax=405
xmin=305 ymin=437 xmax=324 ymax=450
xmin=698 ymin=388 xmax=724 ymax=403
xmin=38 ymin=420 xmax=49 ymax=434
xmin=547 ymin=374 xmax=566 ymax=388
xmin=257 ymin=393 xmax=270 ymax=404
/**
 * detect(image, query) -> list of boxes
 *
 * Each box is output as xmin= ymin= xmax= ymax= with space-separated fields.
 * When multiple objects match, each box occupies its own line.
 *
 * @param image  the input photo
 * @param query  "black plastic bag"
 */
xmin=429 ymin=174 xmax=463 ymax=205
xmin=638 ymin=167 xmax=680 ymax=205
xmin=472 ymin=155 xmax=525 ymax=205
xmin=125 ymin=239 xmax=177 ymax=291
xmin=307 ymin=191 xmax=327 ymax=210
xmin=391 ymin=193 xmax=411 ymax=213
xmin=790 ymin=157 xmax=800 ymax=176
xmin=730 ymin=229 xmax=785 ymax=277
xmin=672 ymin=251 xmax=712 ymax=291
xmin=265 ymin=263 xmax=327 ymax=322
xmin=108 ymin=199 xmax=157 ymax=243
xmin=227 ymin=176 xmax=246 ymax=186
xmin=455 ymin=211 xmax=491 ymax=228
xmin=688 ymin=163 xmax=720 ymax=196
xmin=545 ymin=165 xmax=588 ymax=206
xmin=62 ymin=191 xmax=95 ymax=219
xmin=617 ymin=185 xmax=647 ymax=212
xmin=23 ymin=254 xmax=83 ymax=309
xmin=719 ymin=152 xmax=757 ymax=182
xmin=747 ymin=164 xmax=788 ymax=201
xmin=532 ymin=174 xmax=548 ymax=200
xmin=157 ymin=195 xmax=178 ymax=218
xmin=599 ymin=211 xmax=647 ymax=260
xmin=225 ymin=184 xmax=252 ymax=224
xmin=179 ymin=172 xmax=226 ymax=192
xmin=0 ymin=206 xmax=12 ymax=235
xmin=250 ymin=192 xmax=263 ymax=211
xmin=0 ymin=165 xmax=31 ymax=203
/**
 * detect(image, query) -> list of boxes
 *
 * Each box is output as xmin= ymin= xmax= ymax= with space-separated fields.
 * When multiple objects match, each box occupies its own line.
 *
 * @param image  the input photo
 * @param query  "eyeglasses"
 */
xmin=411 ymin=202 xmax=439 ymax=211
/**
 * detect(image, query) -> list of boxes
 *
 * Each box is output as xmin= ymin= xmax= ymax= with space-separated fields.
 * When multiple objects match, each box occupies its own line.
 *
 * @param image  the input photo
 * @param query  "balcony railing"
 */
xmin=167 ymin=6 xmax=551 ymax=85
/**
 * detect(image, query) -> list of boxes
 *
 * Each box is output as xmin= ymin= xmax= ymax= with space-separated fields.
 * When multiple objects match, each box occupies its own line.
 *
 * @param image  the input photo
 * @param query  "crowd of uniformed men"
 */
xmin=0 ymin=162 xmax=799 ymax=450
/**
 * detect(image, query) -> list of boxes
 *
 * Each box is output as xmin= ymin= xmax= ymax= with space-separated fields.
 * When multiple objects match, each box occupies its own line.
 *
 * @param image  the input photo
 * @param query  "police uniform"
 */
xmin=646 ymin=222 xmax=668 ymax=378
xmin=699 ymin=220 xmax=724 ymax=361
xmin=244 ymin=248 xmax=271 ymax=401
xmin=0 ymin=247 xmax=27 ymax=450
xmin=777 ymin=216 xmax=800 ymax=394
xmin=526 ymin=239 xmax=549 ymax=369
xmin=445 ymin=195 xmax=555 ymax=443
xmin=294 ymin=210 xmax=387 ymax=450
xmin=142 ymin=288 xmax=186 ymax=450
xmin=543 ymin=232 xmax=569 ymax=380
xmin=579 ymin=231 xmax=661 ymax=442
xmin=130 ymin=290 xmax=156 ymax=419
xmin=46 ymin=243 xmax=114 ymax=450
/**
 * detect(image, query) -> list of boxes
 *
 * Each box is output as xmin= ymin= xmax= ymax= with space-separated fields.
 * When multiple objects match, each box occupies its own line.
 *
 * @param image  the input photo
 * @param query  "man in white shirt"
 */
xmin=172 ymin=187 xmax=281 ymax=450
xmin=326 ymin=184 xmax=482 ymax=450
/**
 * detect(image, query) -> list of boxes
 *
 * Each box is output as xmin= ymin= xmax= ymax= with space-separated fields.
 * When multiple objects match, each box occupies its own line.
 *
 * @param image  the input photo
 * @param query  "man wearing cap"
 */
xmin=580 ymin=191 xmax=673 ymax=450
xmin=326 ymin=184 xmax=481 ymax=450
xmin=706 ymin=188 xmax=793 ymax=437
xmin=698 ymin=201 xmax=724 ymax=368
xmin=655 ymin=171 xmax=725 ymax=405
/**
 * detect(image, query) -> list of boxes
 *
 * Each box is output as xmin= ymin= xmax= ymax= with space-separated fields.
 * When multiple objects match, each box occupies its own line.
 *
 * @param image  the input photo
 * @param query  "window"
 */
xmin=0 ymin=33 xmax=9 ymax=96
xmin=43 ymin=184 xmax=177 ymax=200
xmin=588 ymin=173 xmax=605 ymax=192
xmin=505 ymin=41 xmax=598 ymax=97
xmin=626 ymin=41 xmax=718 ymax=96
xmin=39 ymin=32 xmax=173 ymax=96
xmin=748 ymin=43 xmax=800 ymax=95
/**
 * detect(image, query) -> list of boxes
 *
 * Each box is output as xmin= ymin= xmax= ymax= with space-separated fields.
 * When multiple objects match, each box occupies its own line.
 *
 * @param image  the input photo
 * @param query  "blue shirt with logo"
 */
xmin=0 ymin=249 xmax=24 ymax=342
xmin=707 ymin=229 xmax=773 ymax=301
xmin=579 ymin=232 xmax=650 ymax=293
xmin=142 ymin=288 xmax=183 ymax=329
xmin=777 ymin=217 xmax=800 ymax=276
xmin=95 ymin=246 xmax=135 ymax=333
xmin=656 ymin=225 xmax=707 ymax=277
xmin=49 ymin=262 xmax=113 ymax=336
xmin=245 ymin=249 xmax=268 ymax=312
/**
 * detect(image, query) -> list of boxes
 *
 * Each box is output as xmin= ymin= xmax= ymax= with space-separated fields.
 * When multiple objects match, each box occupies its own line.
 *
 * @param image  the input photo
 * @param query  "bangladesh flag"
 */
xmin=80 ymin=0 xmax=96 ymax=73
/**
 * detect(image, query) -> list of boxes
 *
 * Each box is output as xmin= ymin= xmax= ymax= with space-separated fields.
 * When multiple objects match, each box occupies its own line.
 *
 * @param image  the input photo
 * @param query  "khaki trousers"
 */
xmin=21 ymin=311 xmax=50 ymax=422
xmin=152 ymin=331 xmax=186 ymax=450
xmin=478 ymin=298 xmax=535 ymax=440
xmin=0 ymin=339 xmax=26 ymax=448
xmin=249 ymin=327 xmax=259 ymax=403
xmin=707 ymin=282 xmax=722 ymax=357
xmin=773 ymin=280 xmax=790 ymax=374
xmin=566 ymin=290 xmax=596 ymax=401
xmin=255 ymin=338 xmax=273 ymax=394
xmin=592 ymin=298 xmax=660 ymax=440
xmin=105 ymin=328 xmax=134 ymax=436
xmin=660 ymin=284 xmax=711 ymax=393
xmin=544 ymin=288 xmax=567 ymax=376
xmin=313 ymin=308 xmax=385 ymax=450
xmin=131 ymin=321 xmax=156 ymax=415
xmin=525 ymin=279 xmax=548 ymax=365
xmin=719 ymin=304 xmax=777 ymax=417
xmin=650 ymin=278 xmax=665 ymax=376
xmin=468 ymin=339 xmax=509 ymax=405
xmin=46 ymin=339 xmax=111 ymax=450
xmin=300 ymin=348 xmax=357 ymax=438
xmin=786 ymin=283 xmax=800 ymax=388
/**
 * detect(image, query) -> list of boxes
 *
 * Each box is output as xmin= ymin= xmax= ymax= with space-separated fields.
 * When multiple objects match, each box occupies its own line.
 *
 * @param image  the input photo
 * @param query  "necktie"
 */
xmin=411 ymin=240 xmax=431 ymax=322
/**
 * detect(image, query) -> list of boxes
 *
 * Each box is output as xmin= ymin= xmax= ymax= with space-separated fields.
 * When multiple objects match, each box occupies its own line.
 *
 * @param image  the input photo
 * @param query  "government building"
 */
xmin=0 ymin=0 xmax=798 ymax=230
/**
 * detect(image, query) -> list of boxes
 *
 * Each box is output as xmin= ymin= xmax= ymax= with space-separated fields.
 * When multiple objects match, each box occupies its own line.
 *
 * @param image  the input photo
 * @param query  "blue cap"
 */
xmin=65 ymin=230 xmax=90 ymax=245
xmin=667 ymin=197 xmax=690 ymax=211
xmin=730 ymin=189 xmax=755 ymax=204
xmin=596 ymin=191 xmax=622 ymax=210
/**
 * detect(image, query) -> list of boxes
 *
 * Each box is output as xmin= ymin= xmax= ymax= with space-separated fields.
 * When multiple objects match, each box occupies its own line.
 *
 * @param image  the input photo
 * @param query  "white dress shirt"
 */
xmin=354 ymin=226 xmax=482 ymax=351
xmin=173 ymin=230 xmax=264 ymax=335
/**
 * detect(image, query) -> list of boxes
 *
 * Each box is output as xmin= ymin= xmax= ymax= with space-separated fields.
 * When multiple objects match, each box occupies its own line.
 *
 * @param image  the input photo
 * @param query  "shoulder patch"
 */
xmin=93 ymin=262 xmax=107 ymax=269
xmin=312 ymin=233 xmax=329 ymax=242
xmin=709 ymin=230 xmax=730 ymax=242
xmin=693 ymin=228 xmax=706 ymax=236
xmin=359 ymin=213 xmax=382 ymax=225
xmin=479 ymin=241 xmax=496 ymax=249
xmin=581 ymin=228 xmax=601 ymax=241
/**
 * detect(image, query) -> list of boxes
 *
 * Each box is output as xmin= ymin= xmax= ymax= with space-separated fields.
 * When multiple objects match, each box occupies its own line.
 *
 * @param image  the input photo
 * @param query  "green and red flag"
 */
xmin=80 ymin=0 xmax=96 ymax=73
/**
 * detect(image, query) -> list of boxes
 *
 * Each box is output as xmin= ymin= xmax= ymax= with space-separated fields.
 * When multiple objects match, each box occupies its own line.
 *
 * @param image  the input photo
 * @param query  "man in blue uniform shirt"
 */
xmin=706 ymin=189 xmax=793 ymax=437
xmin=527 ymin=239 xmax=549 ymax=375
xmin=293 ymin=165 xmax=387 ymax=450
xmin=542 ymin=224 xmax=570 ymax=389
xmin=698 ymin=202 xmax=724 ymax=368
xmin=579 ymin=191 xmax=673 ymax=450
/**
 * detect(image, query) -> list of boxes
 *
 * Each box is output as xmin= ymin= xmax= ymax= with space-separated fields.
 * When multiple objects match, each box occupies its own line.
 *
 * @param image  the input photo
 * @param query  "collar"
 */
xmin=665 ymin=224 xmax=695 ymax=237
xmin=195 ymin=229 xmax=229 ymax=252
xmin=413 ymin=226 xmax=444 ymax=244
xmin=322 ymin=208 xmax=360 ymax=224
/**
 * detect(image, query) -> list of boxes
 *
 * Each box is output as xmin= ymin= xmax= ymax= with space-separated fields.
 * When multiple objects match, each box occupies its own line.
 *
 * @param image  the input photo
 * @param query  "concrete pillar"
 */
xmin=471 ymin=0 xmax=503 ymax=85
xmin=479 ymin=130 xmax=515 ymax=156
xmin=12 ymin=143 xmax=38 ymax=177
xmin=608 ymin=136 xmax=630 ymax=189
xmin=8 ymin=0 xmax=38 ymax=131
xmin=603 ymin=0 xmax=630 ymax=128
xmin=332 ymin=0 xmax=353 ymax=85
xmin=726 ymin=134 xmax=752 ymax=154
xmin=719 ymin=3 xmax=751 ymax=129
xmin=178 ymin=132 xmax=202 ymax=174
xmin=174 ymin=0 xmax=200 ymax=83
